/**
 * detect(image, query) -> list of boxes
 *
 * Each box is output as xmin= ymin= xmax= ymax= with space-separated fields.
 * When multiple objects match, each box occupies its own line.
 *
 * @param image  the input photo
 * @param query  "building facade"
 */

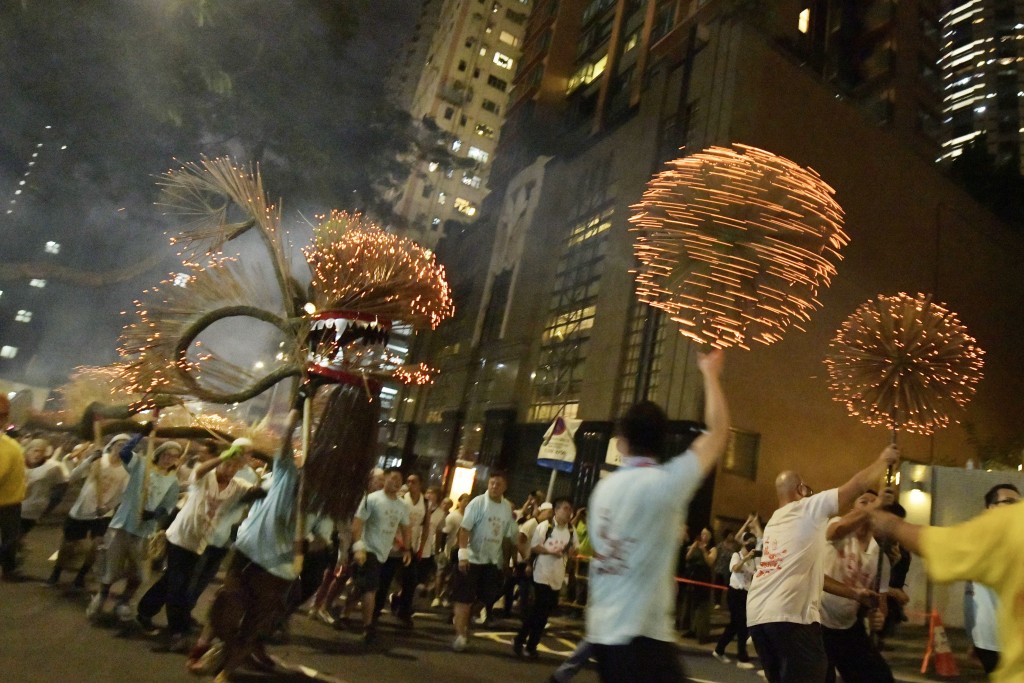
xmin=390 ymin=0 xmax=533 ymax=246
xmin=397 ymin=0 xmax=1024 ymax=518
xmin=938 ymin=0 xmax=1024 ymax=170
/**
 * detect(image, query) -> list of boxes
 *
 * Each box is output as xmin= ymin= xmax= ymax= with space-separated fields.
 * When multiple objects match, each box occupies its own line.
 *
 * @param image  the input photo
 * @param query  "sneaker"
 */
xmin=512 ymin=637 xmax=524 ymax=657
xmin=114 ymin=602 xmax=134 ymax=622
xmin=86 ymin=593 xmax=103 ymax=620
xmin=712 ymin=651 xmax=731 ymax=664
xmin=430 ymin=597 xmax=441 ymax=608
xmin=452 ymin=634 xmax=468 ymax=652
xmin=736 ymin=661 xmax=755 ymax=670
xmin=136 ymin=615 xmax=160 ymax=636
xmin=474 ymin=608 xmax=488 ymax=625
xmin=313 ymin=607 xmax=336 ymax=626
xmin=526 ymin=648 xmax=539 ymax=660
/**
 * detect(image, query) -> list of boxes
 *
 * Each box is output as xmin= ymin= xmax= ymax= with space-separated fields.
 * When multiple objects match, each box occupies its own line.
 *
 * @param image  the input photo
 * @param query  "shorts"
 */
xmin=353 ymin=553 xmax=383 ymax=594
xmin=101 ymin=527 xmax=148 ymax=586
xmin=450 ymin=562 xmax=503 ymax=606
xmin=63 ymin=516 xmax=111 ymax=542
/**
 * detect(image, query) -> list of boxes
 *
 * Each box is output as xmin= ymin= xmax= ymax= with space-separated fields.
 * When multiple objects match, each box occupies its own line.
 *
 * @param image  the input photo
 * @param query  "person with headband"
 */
xmin=87 ymin=426 xmax=182 ymax=622
xmin=48 ymin=434 xmax=131 ymax=588
xmin=136 ymin=438 xmax=262 ymax=651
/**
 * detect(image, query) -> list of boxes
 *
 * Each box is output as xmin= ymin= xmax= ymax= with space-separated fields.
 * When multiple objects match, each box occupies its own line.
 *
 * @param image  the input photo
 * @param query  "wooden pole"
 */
xmin=291 ymin=395 xmax=312 ymax=575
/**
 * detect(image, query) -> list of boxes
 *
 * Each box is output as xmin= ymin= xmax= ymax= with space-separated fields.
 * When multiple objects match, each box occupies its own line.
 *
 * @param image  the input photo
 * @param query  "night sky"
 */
xmin=0 ymin=1 xmax=419 ymax=388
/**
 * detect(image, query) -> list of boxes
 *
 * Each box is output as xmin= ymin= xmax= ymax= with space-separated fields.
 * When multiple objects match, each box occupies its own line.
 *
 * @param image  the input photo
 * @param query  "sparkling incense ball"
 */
xmin=305 ymin=211 xmax=454 ymax=331
xmin=825 ymin=292 xmax=985 ymax=435
xmin=630 ymin=144 xmax=847 ymax=349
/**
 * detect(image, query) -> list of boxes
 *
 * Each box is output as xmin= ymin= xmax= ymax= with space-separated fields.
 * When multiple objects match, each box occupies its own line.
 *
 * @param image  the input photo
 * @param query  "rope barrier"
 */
xmin=674 ymin=576 xmax=729 ymax=591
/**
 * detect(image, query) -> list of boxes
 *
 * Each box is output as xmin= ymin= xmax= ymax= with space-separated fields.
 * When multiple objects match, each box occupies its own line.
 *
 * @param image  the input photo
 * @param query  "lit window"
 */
xmin=499 ymin=31 xmax=519 ymax=47
xmin=432 ymin=217 xmax=442 ymax=227
xmin=479 ymin=47 xmax=488 ymax=57
xmin=451 ymin=139 xmax=463 ymax=152
xmin=0 ymin=346 xmax=17 ymax=359
xmin=475 ymin=123 xmax=495 ymax=138
xmin=462 ymin=174 xmax=482 ymax=188
xmin=173 ymin=273 xmax=190 ymax=288
xmin=493 ymin=52 xmax=514 ymax=70
xmin=44 ymin=241 xmax=60 ymax=254
xmin=454 ymin=197 xmax=478 ymax=216
xmin=15 ymin=309 xmax=32 ymax=323
xmin=29 ymin=279 xmax=46 ymax=288
xmin=798 ymin=8 xmax=810 ymax=34
xmin=438 ymin=192 xmax=447 ymax=205
xmin=467 ymin=146 xmax=490 ymax=163
xmin=428 ymin=161 xmax=439 ymax=172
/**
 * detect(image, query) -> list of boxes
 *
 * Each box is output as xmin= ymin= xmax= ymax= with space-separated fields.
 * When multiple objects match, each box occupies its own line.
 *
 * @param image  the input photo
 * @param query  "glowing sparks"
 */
xmin=120 ymin=160 xmax=453 ymax=406
xmin=306 ymin=211 xmax=454 ymax=330
xmin=630 ymin=144 xmax=847 ymax=349
xmin=825 ymin=292 xmax=985 ymax=435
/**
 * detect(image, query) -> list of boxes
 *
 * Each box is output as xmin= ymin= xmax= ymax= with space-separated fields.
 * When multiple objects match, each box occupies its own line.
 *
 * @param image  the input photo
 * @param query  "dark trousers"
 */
xmin=594 ymin=637 xmax=686 ymax=683
xmin=822 ymin=622 xmax=894 ymax=683
xmin=715 ymin=587 xmax=750 ymax=661
xmin=750 ymin=622 xmax=828 ymax=683
xmin=189 ymin=545 xmax=229 ymax=604
xmin=375 ymin=555 xmax=417 ymax=619
xmin=975 ymin=647 xmax=999 ymax=674
xmin=138 ymin=542 xmax=201 ymax=634
xmin=516 ymin=582 xmax=560 ymax=652
xmin=0 ymin=502 xmax=22 ymax=575
xmin=209 ymin=551 xmax=298 ymax=674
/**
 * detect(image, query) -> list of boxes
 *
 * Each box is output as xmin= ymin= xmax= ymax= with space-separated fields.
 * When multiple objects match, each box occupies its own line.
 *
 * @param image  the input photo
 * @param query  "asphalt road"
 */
xmin=1 ymin=522 xmax=985 ymax=683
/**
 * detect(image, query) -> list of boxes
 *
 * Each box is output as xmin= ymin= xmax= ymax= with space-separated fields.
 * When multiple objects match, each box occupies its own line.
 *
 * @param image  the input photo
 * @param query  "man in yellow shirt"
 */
xmin=871 ymin=495 xmax=1024 ymax=683
xmin=0 ymin=395 xmax=27 ymax=581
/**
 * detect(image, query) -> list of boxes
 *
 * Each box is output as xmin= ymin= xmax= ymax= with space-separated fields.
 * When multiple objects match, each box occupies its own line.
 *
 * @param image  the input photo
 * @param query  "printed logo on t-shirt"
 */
xmin=591 ymin=509 xmax=636 ymax=576
xmin=754 ymin=537 xmax=788 ymax=579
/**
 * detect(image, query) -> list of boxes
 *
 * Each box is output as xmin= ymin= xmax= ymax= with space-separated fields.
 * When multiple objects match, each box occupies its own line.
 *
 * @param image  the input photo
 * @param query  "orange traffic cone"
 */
xmin=921 ymin=609 xmax=960 ymax=677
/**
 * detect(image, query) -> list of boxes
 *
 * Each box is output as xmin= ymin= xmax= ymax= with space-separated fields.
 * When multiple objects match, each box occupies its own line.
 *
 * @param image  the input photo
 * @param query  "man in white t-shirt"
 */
xmin=19 ymin=438 xmax=68 ymax=536
xmin=745 ymin=445 xmax=898 ymax=683
xmin=136 ymin=440 xmax=258 ymax=649
xmin=452 ymin=471 xmax=518 ymax=652
xmin=433 ymin=493 xmax=469 ymax=607
xmin=378 ymin=472 xmax=429 ymax=627
xmin=49 ymin=434 xmax=131 ymax=587
xmin=352 ymin=468 xmax=412 ymax=645
xmin=820 ymin=489 xmax=893 ymax=683
xmin=514 ymin=497 xmax=577 ymax=658
xmin=586 ymin=350 xmax=729 ymax=683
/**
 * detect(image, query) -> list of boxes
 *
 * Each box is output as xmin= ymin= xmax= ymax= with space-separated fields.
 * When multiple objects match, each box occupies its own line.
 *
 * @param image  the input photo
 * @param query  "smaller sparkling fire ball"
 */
xmin=825 ymin=292 xmax=985 ymax=435
xmin=630 ymin=144 xmax=848 ymax=349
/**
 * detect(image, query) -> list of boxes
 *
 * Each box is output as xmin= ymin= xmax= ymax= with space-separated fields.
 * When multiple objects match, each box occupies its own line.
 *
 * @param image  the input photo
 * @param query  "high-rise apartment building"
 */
xmin=938 ymin=0 xmax=1024 ymax=170
xmin=390 ymin=0 xmax=532 ymax=246
xmin=386 ymin=0 xmax=444 ymax=112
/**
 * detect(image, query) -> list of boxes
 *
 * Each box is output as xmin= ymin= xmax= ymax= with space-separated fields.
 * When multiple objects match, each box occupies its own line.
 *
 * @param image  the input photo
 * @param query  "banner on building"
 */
xmin=537 ymin=416 xmax=581 ymax=473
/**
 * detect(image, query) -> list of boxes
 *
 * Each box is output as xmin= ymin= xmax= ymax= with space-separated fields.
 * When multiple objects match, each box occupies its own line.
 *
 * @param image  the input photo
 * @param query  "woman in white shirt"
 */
xmin=713 ymin=532 xmax=758 ymax=668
